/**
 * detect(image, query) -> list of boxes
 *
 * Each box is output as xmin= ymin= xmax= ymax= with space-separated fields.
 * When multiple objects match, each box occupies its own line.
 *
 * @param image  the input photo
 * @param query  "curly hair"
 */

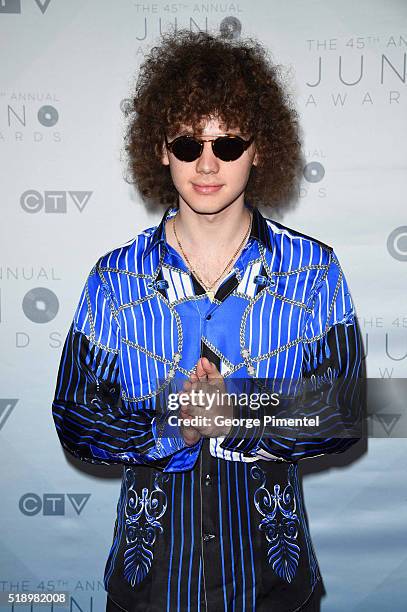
xmin=123 ymin=29 xmax=304 ymax=213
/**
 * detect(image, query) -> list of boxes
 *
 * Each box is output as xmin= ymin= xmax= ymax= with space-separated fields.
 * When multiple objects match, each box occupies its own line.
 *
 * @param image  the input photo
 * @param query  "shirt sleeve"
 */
xmin=219 ymin=249 xmax=367 ymax=461
xmin=52 ymin=257 xmax=202 ymax=472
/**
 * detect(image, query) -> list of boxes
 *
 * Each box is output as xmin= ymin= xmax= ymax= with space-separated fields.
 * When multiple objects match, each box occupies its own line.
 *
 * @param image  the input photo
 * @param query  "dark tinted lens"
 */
xmin=171 ymin=136 xmax=202 ymax=161
xmin=213 ymin=136 xmax=246 ymax=161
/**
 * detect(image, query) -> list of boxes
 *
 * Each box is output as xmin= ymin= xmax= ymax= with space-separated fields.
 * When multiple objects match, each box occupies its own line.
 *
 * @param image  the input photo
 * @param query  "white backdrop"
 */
xmin=1 ymin=1 xmax=406 ymax=610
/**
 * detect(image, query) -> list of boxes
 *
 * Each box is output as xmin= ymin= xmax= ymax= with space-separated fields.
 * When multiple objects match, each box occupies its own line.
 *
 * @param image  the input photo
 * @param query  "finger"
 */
xmin=200 ymin=357 xmax=217 ymax=373
xmin=195 ymin=358 xmax=208 ymax=380
xmin=205 ymin=360 xmax=222 ymax=380
xmin=181 ymin=423 xmax=201 ymax=446
xmin=180 ymin=403 xmax=198 ymax=418
xmin=178 ymin=385 xmax=192 ymax=408
xmin=180 ymin=404 xmax=191 ymax=416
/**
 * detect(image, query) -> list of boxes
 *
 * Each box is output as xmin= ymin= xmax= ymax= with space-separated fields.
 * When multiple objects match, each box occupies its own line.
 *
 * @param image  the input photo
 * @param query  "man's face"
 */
xmin=160 ymin=116 xmax=258 ymax=214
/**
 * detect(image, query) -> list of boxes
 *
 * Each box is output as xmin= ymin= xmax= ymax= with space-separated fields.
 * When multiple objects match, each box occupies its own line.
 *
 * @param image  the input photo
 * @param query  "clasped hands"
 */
xmin=177 ymin=357 xmax=234 ymax=446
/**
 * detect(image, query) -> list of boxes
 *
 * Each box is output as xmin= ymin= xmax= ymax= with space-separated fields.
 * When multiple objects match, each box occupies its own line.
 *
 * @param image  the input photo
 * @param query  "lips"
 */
xmin=192 ymin=183 xmax=223 ymax=194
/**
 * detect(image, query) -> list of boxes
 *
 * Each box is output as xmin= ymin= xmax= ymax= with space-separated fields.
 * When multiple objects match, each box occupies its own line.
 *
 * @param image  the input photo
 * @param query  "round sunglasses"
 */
xmin=164 ymin=132 xmax=255 ymax=162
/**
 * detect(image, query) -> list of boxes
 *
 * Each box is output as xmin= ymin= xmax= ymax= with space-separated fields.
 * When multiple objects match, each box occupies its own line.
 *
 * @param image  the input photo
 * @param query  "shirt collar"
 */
xmin=142 ymin=200 xmax=273 ymax=260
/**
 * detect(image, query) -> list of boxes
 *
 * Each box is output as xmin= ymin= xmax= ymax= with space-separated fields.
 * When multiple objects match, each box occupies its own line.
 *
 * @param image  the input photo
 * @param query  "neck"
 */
xmin=170 ymin=198 xmax=252 ymax=255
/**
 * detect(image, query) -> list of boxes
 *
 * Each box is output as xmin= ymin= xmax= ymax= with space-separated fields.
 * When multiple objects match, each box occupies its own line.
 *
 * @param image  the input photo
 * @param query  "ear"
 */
xmin=160 ymin=141 xmax=170 ymax=166
xmin=252 ymin=148 xmax=259 ymax=167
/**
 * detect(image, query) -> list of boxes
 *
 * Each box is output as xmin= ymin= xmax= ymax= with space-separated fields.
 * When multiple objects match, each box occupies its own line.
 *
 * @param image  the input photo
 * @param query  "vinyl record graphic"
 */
xmin=22 ymin=287 xmax=59 ymax=323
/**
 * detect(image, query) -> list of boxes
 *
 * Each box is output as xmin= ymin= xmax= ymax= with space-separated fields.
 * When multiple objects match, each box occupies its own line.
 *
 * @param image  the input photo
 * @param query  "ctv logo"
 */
xmin=0 ymin=399 xmax=18 ymax=430
xmin=20 ymin=190 xmax=93 ymax=213
xmin=0 ymin=0 xmax=52 ymax=14
xmin=19 ymin=493 xmax=91 ymax=516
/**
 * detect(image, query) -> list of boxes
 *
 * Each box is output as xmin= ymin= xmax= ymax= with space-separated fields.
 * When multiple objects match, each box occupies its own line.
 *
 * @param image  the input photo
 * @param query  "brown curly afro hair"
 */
xmin=123 ymin=29 xmax=304 ymax=214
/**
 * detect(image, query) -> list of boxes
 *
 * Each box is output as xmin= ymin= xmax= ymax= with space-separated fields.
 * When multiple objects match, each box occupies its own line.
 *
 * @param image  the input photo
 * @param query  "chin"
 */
xmin=180 ymin=192 xmax=239 ymax=215
xmin=190 ymin=202 xmax=228 ymax=216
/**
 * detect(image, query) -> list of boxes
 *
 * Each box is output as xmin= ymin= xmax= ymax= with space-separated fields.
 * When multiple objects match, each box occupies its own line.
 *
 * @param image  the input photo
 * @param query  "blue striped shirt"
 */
xmin=52 ymin=201 xmax=365 ymax=611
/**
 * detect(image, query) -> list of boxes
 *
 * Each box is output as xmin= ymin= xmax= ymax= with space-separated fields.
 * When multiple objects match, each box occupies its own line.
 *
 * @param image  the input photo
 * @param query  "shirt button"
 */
xmin=203 ymin=533 xmax=216 ymax=542
xmin=204 ymin=474 xmax=212 ymax=486
xmin=206 ymin=314 xmax=212 ymax=320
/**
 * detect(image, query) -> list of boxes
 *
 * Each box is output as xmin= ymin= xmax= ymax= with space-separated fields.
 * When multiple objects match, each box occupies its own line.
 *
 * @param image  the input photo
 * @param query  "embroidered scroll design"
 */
xmin=251 ymin=464 xmax=300 ymax=582
xmin=123 ymin=468 xmax=169 ymax=586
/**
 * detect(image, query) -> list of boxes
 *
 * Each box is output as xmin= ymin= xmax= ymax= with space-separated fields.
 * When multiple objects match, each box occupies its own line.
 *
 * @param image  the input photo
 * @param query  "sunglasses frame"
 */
xmin=164 ymin=131 xmax=255 ymax=162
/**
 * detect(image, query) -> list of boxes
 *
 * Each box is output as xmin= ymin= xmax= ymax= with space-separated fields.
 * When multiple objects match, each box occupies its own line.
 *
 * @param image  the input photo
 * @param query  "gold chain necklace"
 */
xmin=172 ymin=210 xmax=253 ymax=301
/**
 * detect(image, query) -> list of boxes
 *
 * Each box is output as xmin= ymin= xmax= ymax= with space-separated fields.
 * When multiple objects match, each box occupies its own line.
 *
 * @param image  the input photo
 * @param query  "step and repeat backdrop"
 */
xmin=1 ymin=1 xmax=406 ymax=611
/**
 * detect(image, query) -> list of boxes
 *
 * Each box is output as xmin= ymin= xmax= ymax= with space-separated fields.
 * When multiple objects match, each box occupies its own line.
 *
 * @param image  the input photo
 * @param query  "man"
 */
xmin=52 ymin=30 xmax=365 ymax=612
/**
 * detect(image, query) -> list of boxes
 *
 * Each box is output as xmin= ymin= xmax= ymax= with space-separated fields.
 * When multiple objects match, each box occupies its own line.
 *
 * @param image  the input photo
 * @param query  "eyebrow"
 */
xmin=173 ymin=129 xmax=244 ymax=138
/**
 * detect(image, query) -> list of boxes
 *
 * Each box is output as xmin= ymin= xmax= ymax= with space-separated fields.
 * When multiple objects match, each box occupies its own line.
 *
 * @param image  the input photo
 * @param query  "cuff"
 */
xmin=152 ymin=410 xmax=188 ymax=457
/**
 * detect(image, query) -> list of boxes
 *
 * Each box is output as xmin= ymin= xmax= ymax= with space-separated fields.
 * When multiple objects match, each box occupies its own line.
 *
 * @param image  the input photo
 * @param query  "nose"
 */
xmin=195 ymin=140 xmax=220 ymax=174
